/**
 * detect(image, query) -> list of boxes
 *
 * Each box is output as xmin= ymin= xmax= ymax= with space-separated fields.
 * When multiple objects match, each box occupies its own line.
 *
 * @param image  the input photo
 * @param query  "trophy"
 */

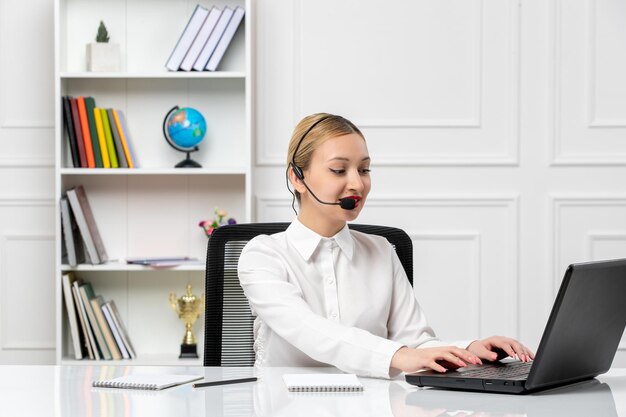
xmin=169 ymin=284 xmax=204 ymax=359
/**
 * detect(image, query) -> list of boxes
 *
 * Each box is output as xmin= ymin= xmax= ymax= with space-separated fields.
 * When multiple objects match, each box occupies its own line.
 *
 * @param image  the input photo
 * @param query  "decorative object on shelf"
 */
xmin=199 ymin=207 xmax=237 ymax=237
xmin=169 ymin=284 xmax=204 ymax=359
xmin=86 ymin=21 xmax=121 ymax=72
xmin=163 ymin=106 xmax=206 ymax=168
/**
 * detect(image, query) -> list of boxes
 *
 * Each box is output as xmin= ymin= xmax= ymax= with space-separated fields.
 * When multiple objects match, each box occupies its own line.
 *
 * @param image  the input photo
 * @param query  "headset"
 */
xmin=286 ymin=114 xmax=357 ymax=214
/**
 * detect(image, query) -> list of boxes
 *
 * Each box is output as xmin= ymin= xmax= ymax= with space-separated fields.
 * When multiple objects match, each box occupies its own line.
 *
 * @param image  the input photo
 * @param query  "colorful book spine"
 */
xmin=100 ymin=109 xmax=119 ymax=168
xmin=70 ymin=98 xmax=87 ymax=167
xmin=116 ymin=110 xmax=138 ymax=168
xmin=62 ymin=96 xmax=79 ymax=167
xmin=112 ymin=109 xmax=134 ymax=168
xmin=93 ymin=108 xmax=111 ymax=168
xmin=107 ymin=109 xmax=128 ymax=168
xmin=76 ymin=97 xmax=96 ymax=168
xmin=79 ymin=283 xmax=112 ymax=360
xmin=84 ymin=97 xmax=103 ymax=168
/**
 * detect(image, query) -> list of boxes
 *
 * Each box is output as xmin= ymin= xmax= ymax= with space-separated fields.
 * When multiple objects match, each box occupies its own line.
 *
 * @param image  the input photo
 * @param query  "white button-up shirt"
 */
xmin=238 ymin=219 xmax=471 ymax=378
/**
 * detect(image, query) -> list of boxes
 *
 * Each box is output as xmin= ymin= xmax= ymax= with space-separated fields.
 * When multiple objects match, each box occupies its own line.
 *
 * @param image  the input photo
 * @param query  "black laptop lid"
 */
xmin=526 ymin=259 xmax=626 ymax=391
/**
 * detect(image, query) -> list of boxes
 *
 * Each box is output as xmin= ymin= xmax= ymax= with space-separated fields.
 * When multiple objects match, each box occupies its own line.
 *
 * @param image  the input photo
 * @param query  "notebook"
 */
xmin=406 ymin=258 xmax=626 ymax=394
xmin=283 ymin=374 xmax=363 ymax=392
xmin=92 ymin=374 xmax=202 ymax=390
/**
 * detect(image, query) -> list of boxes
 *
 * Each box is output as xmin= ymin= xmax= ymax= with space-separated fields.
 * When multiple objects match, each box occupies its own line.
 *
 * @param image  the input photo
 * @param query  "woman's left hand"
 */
xmin=467 ymin=336 xmax=535 ymax=363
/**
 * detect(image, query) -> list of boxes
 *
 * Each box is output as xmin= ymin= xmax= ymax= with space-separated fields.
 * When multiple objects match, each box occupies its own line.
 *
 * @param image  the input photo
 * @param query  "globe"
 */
xmin=162 ymin=106 xmax=207 ymax=168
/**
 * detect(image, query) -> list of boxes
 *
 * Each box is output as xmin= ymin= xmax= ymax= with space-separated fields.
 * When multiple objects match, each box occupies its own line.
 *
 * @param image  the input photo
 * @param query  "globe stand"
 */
xmin=163 ymin=105 xmax=206 ymax=169
xmin=175 ymin=151 xmax=202 ymax=168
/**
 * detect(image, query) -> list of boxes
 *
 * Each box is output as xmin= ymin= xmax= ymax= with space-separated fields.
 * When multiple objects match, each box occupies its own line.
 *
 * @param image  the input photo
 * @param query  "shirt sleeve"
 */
xmin=386 ymin=245 xmax=474 ymax=350
xmin=238 ymin=236 xmax=403 ymax=379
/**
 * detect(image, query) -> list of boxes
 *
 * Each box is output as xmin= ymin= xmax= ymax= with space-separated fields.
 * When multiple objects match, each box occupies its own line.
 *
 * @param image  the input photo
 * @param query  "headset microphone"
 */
xmin=297 ymin=177 xmax=357 ymax=210
xmin=287 ymin=114 xmax=358 ymax=213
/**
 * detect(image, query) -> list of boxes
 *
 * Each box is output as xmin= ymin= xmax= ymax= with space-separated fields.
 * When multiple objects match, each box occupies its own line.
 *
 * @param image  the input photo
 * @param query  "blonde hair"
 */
xmin=286 ymin=113 xmax=364 ymax=201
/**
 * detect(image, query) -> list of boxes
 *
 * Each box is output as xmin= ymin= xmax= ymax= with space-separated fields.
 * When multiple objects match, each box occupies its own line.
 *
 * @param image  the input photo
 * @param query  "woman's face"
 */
xmin=298 ymin=133 xmax=371 ymax=228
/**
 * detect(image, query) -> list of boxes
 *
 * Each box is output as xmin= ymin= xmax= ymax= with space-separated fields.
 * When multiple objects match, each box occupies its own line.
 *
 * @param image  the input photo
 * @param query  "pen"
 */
xmin=192 ymin=377 xmax=258 ymax=388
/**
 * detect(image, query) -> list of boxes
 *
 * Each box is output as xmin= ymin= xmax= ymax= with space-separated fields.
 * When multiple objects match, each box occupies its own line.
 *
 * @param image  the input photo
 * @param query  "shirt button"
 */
xmin=331 ymin=312 xmax=337 ymax=319
xmin=327 ymin=278 xmax=334 ymax=285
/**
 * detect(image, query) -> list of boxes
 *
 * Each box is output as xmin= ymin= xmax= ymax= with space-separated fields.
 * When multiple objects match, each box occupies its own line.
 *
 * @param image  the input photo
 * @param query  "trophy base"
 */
xmin=179 ymin=343 xmax=199 ymax=359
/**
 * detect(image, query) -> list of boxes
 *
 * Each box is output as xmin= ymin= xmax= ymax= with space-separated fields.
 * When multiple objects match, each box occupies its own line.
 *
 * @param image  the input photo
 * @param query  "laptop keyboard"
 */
xmin=458 ymin=361 xmax=532 ymax=379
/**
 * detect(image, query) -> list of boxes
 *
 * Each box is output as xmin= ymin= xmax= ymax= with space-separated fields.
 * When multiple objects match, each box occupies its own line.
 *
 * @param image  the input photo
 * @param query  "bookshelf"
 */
xmin=54 ymin=0 xmax=252 ymax=365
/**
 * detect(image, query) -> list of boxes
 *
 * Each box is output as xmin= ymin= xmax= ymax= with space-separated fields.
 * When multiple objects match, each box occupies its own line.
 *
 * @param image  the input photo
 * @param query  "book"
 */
xmin=60 ymin=197 xmax=84 ymax=266
xmin=79 ymin=282 xmax=112 ymax=360
xmin=90 ymin=296 xmax=122 ymax=360
xmin=180 ymin=7 xmax=221 ymax=71
xmin=193 ymin=7 xmax=233 ymax=71
xmin=93 ymin=107 xmax=111 ymax=168
xmin=70 ymin=97 xmax=87 ymax=167
xmin=115 ymin=110 xmax=138 ymax=168
xmin=206 ymin=6 xmax=245 ymax=71
xmin=112 ymin=109 xmax=134 ymax=168
xmin=84 ymin=97 xmax=103 ymax=168
xmin=66 ymin=185 xmax=108 ymax=264
xmin=72 ymin=279 xmax=97 ymax=359
xmin=92 ymin=374 xmax=202 ymax=390
xmin=101 ymin=302 xmax=130 ymax=359
xmin=165 ymin=5 xmax=210 ymax=71
xmin=105 ymin=300 xmax=136 ymax=359
xmin=62 ymin=96 xmax=79 ymax=167
xmin=107 ymin=109 xmax=128 ymax=168
xmin=282 ymin=374 xmax=364 ymax=392
xmin=100 ymin=108 xmax=119 ymax=168
xmin=76 ymin=97 xmax=96 ymax=168
xmin=61 ymin=273 xmax=84 ymax=360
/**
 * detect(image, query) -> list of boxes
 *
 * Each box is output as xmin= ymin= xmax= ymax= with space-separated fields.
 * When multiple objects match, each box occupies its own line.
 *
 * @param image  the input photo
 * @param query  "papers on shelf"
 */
xmin=126 ymin=257 xmax=203 ymax=268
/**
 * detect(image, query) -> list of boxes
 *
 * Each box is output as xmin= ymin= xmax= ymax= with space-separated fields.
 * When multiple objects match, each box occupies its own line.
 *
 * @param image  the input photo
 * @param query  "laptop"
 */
xmin=405 ymin=258 xmax=626 ymax=394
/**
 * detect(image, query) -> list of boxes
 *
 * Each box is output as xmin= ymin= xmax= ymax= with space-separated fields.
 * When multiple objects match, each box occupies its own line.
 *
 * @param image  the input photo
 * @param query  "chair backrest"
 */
xmin=203 ymin=222 xmax=413 ymax=366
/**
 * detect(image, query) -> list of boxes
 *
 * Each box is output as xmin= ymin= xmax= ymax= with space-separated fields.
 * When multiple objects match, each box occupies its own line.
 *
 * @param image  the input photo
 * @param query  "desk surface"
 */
xmin=1 ymin=365 xmax=625 ymax=417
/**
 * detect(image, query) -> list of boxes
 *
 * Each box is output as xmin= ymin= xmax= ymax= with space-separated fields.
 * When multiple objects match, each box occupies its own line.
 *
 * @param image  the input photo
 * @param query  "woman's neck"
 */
xmin=297 ymin=213 xmax=345 ymax=238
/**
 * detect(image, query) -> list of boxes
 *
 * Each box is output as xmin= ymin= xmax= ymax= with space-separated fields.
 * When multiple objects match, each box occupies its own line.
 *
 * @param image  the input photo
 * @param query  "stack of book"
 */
xmin=62 ymin=96 xmax=137 ymax=169
xmin=61 ymin=185 xmax=108 ymax=266
xmin=166 ymin=4 xmax=245 ymax=72
xmin=62 ymin=273 xmax=136 ymax=360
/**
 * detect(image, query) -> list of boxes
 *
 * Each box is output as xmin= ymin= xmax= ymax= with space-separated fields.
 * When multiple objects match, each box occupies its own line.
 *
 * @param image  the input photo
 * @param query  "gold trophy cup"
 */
xmin=169 ymin=284 xmax=204 ymax=359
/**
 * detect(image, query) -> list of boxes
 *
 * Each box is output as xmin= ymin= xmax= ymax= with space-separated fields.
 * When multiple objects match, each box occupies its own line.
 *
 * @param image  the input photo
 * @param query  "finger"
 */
xmin=510 ymin=341 xmax=527 ymax=361
xmin=429 ymin=361 xmax=448 ymax=373
xmin=442 ymin=352 xmax=466 ymax=368
xmin=453 ymin=348 xmax=483 ymax=365
xmin=494 ymin=342 xmax=516 ymax=359
xmin=470 ymin=343 xmax=499 ymax=361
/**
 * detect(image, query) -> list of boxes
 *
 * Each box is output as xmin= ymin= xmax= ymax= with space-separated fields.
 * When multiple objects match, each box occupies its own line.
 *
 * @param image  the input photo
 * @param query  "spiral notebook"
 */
xmin=283 ymin=374 xmax=363 ymax=392
xmin=92 ymin=374 xmax=202 ymax=390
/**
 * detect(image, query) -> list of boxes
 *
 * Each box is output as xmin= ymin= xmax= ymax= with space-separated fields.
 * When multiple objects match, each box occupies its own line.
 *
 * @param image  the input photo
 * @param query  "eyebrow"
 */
xmin=327 ymin=156 xmax=371 ymax=162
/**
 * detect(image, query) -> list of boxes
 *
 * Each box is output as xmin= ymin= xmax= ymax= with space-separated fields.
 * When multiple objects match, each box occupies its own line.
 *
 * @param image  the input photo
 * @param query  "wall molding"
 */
xmin=0 ymin=233 xmax=55 ymax=351
xmin=257 ymin=0 xmax=520 ymax=167
xmin=550 ymin=194 xmax=626 ymax=294
xmin=549 ymin=0 xmax=626 ymax=166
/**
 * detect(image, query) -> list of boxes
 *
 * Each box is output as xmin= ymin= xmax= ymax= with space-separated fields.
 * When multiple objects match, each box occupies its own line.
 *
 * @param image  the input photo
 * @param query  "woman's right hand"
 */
xmin=390 ymin=346 xmax=483 ymax=374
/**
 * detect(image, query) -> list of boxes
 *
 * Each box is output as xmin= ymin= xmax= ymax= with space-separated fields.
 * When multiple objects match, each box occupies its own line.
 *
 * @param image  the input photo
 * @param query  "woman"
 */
xmin=238 ymin=113 xmax=534 ymax=378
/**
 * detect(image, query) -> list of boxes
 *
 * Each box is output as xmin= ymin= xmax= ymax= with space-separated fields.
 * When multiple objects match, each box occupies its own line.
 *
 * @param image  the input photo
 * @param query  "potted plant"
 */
xmin=86 ymin=21 xmax=120 ymax=72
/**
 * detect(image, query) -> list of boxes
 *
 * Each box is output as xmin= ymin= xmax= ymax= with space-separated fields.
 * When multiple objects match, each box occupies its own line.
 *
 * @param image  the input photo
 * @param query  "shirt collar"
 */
xmin=287 ymin=218 xmax=354 ymax=262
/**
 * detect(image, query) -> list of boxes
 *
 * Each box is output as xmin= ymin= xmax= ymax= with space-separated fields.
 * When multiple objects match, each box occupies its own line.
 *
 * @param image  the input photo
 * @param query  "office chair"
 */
xmin=203 ymin=222 xmax=413 ymax=366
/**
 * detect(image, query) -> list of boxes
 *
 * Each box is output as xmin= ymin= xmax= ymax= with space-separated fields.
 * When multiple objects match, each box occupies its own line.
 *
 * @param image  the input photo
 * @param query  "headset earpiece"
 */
xmin=290 ymin=163 xmax=304 ymax=180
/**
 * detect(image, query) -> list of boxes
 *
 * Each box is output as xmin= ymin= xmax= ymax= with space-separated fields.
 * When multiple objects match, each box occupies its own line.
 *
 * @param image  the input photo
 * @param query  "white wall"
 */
xmin=252 ymin=0 xmax=626 ymax=367
xmin=0 ymin=0 xmax=624 ymax=366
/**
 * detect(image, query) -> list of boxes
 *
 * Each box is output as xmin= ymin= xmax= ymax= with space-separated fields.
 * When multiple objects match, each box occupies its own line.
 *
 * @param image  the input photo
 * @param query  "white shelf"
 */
xmin=60 ymin=168 xmax=248 ymax=176
xmin=61 ymin=71 xmax=246 ymax=79
xmin=61 ymin=354 xmax=202 ymax=367
xmin=61 ymin=261 xmax=205 ymax=272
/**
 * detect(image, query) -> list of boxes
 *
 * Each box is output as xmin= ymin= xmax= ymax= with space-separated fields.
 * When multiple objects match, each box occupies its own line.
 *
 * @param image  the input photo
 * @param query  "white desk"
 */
xmin=1 ymin=366 xmax=625 ymax=417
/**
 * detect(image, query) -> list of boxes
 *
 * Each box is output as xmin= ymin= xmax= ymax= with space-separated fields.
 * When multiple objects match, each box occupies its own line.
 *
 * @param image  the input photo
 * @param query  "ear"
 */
xmin=288 ymin=166 xmax=307 ymax=195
